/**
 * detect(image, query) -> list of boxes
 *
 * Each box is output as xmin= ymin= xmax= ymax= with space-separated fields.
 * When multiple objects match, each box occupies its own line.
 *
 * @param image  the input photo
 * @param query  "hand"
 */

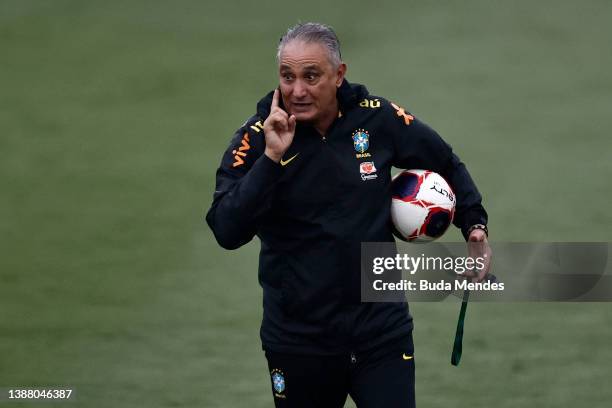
xmin=263 ymin=89 xmax=296 ymax=163
xmin=466 ymin=229 xmax=492 ymax=283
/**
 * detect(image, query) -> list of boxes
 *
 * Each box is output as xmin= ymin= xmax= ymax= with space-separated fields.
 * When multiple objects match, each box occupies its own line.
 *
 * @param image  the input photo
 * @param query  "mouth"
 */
xmin=291 ymin=102 xmax=313 ymax=112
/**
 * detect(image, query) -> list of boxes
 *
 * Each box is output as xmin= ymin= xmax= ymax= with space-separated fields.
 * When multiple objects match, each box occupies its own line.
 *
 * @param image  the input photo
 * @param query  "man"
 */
xmin=207 ymin=22 xmax=490 ymax=407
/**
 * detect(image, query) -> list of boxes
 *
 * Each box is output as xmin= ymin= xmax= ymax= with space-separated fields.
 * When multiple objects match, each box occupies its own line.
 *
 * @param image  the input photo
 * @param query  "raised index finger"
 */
xmin=271 ymin=88 xmax=280 ymax=109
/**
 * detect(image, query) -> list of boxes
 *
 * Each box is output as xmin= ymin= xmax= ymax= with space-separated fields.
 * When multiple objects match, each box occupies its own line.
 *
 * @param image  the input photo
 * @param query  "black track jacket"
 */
xmin=206 ymin=80 xmax=487 ymax=355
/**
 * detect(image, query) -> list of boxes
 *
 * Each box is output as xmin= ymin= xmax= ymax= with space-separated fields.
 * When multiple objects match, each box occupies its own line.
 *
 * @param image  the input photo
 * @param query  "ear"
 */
xmin=336 ymin=63 xmax=347 ymax=87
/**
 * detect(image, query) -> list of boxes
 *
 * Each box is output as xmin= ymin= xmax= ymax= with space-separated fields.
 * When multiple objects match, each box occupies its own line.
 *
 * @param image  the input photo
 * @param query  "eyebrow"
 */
xmin=279 ymin=64 xmax=321 ymax=71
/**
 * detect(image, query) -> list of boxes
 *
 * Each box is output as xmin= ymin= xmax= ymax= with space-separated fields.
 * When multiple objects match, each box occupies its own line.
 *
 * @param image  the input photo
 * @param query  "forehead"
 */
xmin=279 ymin=40 xmax=332 ymax=70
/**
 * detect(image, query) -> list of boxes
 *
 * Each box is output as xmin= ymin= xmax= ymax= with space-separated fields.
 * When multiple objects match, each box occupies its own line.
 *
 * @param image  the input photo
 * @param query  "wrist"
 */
xmin=467 ymin=224 xmax=488 ymax=238
xmin=264 ymin=148 xmax=282 ymax=163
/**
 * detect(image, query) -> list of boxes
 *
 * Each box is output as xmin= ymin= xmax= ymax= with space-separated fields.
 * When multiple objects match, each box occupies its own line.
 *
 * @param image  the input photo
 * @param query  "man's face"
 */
xmin=278 ymin=41 xmax=346 ymax=124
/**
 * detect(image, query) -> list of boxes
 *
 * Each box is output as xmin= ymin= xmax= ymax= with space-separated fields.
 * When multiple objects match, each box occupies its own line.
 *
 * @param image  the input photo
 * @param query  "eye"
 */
xmin=305 ymin=73 xmax=319 ymax=82
xmin=281 ymin=73 xmax=294 ymax=82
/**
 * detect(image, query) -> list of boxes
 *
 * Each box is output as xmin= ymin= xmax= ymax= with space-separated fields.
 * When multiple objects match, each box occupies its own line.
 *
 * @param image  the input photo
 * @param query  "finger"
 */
xmin=265 ymin=111 xmax=288 ymax=131
xmin=474 ymin=252 xmax=492 ymax=282
xmin=287 ymin=114 xmax=296 ymax=133
xmin=475 ymin=267 xmax=488 ymax=283
xmin=482 ymin=251 xmax=492 ymax=278
xmin=271 ymin=114 xmax=288 ymax=132
xmin=268 ymin=107 xmax=288 ymax=122
xmin=271 ymin=88 xmax=280 ymax=109
xmin=274 ymin=108 xmax=289 ymax=120
xmin=462 ymin=270 xmax=476 ymax=280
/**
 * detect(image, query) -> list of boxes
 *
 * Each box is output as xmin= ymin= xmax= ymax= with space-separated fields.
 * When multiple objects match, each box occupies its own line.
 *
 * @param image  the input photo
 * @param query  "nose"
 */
xmin=292 ymin=80 xmax=307 ymax=98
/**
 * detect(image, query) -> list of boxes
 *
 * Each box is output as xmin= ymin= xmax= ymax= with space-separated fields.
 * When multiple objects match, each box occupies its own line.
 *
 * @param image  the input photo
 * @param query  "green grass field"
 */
xmin=1 ymin=0 xmax=611 ymax=406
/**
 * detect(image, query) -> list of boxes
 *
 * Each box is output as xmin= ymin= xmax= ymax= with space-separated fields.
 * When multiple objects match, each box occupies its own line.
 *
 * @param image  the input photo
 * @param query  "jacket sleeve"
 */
xmin=385 ymin=101 xmax=488 ymax=240
xmin=205 ymin=117 xmax=283 ymax=249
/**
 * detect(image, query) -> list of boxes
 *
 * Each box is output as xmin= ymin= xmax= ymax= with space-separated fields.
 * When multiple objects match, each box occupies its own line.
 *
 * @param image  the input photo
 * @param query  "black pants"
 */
xmin=265 ymin=333 xmax=415 ymax=408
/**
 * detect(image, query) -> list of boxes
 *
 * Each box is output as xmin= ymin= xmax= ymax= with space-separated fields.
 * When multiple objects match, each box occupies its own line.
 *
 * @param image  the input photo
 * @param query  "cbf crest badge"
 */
xmin=271 ymin=369 xmax=286 ymax=399
xmin=352 ymin=129 xmax=372 ymax=159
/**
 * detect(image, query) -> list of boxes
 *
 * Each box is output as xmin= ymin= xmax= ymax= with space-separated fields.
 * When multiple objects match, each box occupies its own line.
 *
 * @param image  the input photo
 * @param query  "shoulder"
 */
xmin=221 ymin=114 xmax=267 ymax=170
xmin=353 ymin=93 xmax=417 ymax=128
xmin=228 ymin=88 xmax=276 ymax=145
xmin=240 ymin=115 xmax=266 ymax=138
xmin=229 ymin=114 xmax=265 ymax=145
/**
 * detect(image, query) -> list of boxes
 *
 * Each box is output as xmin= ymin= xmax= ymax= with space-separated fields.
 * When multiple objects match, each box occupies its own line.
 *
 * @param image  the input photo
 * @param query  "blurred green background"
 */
xmin=1 ymin=0 xmax=611 ymax=407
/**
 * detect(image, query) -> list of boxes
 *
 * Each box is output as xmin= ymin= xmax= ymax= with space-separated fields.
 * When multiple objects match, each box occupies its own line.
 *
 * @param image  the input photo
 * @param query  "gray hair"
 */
xmin=276 ymin=22 xmax=342 ymax=68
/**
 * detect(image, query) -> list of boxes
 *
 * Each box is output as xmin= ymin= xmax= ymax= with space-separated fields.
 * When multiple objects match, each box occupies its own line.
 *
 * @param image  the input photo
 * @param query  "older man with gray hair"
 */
xmin=207 ymin=22 xmax=489 ymax=407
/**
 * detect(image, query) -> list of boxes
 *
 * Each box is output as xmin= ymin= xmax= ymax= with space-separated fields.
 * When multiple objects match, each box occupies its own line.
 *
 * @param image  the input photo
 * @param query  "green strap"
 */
xmin=451 ymin=289 xmax=470 ymax=366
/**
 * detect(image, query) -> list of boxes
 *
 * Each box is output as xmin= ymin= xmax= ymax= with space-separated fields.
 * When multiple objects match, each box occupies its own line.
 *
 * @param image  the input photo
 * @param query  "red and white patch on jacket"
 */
xmin=359 ymin=161 xmax=377 ymax=174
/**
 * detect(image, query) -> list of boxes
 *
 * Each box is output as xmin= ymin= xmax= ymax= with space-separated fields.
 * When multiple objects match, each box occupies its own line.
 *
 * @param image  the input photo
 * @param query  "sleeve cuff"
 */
xmin=460 ymin=210 xmax=488 ymax=241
